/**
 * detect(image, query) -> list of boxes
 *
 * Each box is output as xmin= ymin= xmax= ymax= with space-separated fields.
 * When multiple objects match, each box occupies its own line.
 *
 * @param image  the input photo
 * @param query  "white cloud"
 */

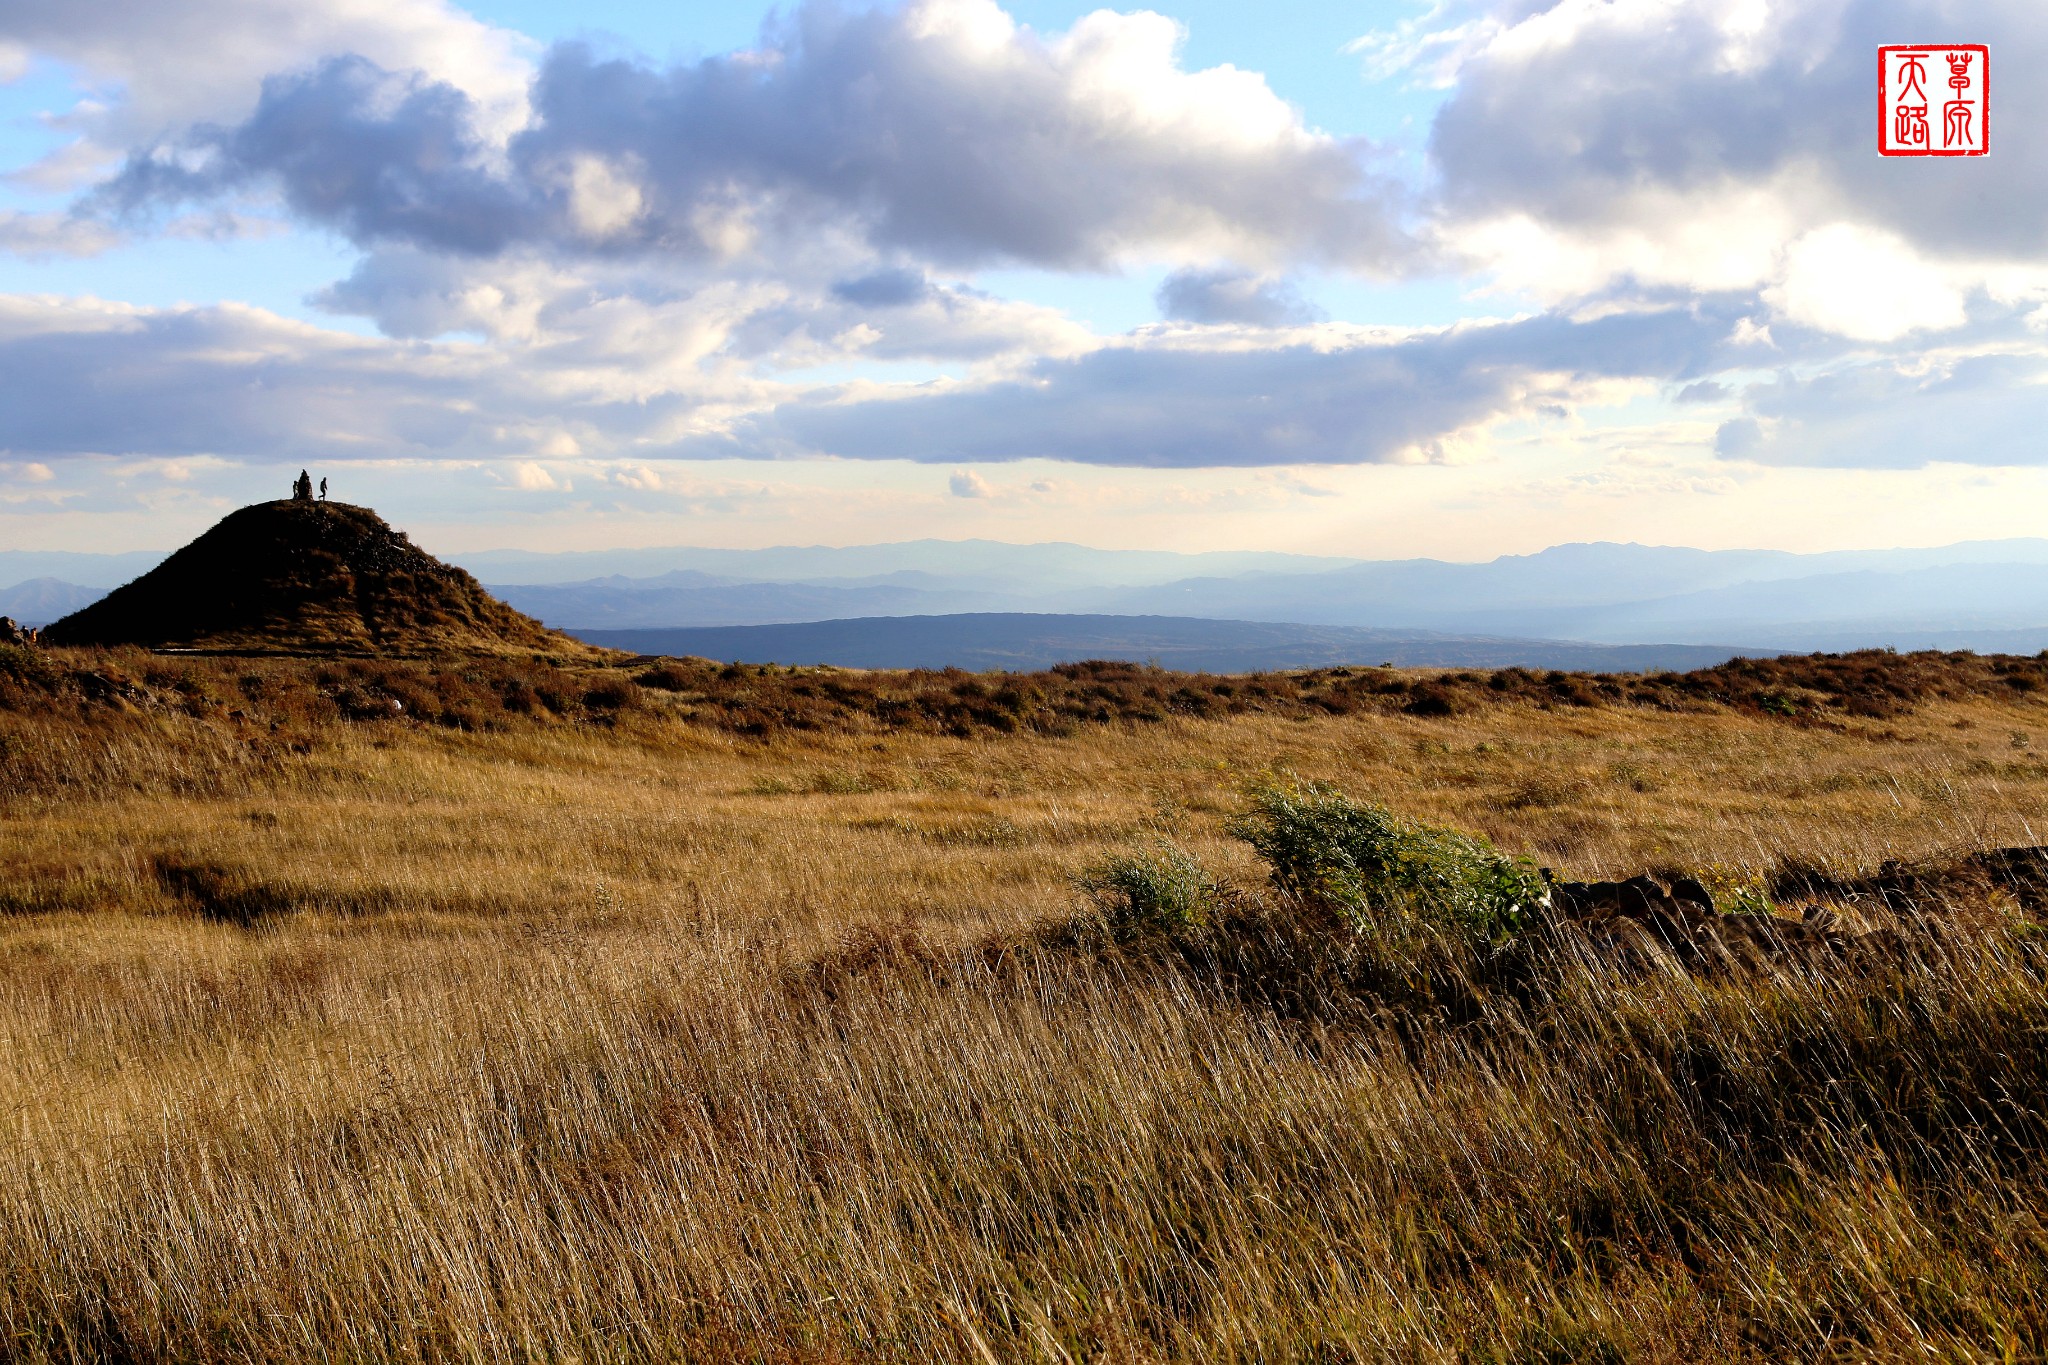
xmin=0 ymin=289 xmax=1756 ymax=473
xmin=1347 ymin=0 xmax=1518 ymax=91
xmin=1720 ymin=351 xmax=2048 ymax=468
xmin=0 ymin=0 xmax=532 ymax=186
xmin=1421 ymin=0 xmax=2048 ymax=341
xmin=1765 ymin=226 xmax=1967 ymax=343
xmin=0 ymin=210 xmax=123 ymax=258
xmin=88 ymin=0 xmax=1414 ymax=274
xmin=0 ymin=293 xmax=576 ymax=462
xmin=683 ymin=304 xmax=1742 ymax=468
xmin=508 ymin=461 xmax=565 ymax=491
xmin=304 ymin=244 xmax=1096 ymax=408
xmin=9 ymin=0 xmax=2048 ymax=506
xmin=556 ymin=154 xmax=646 ymax=241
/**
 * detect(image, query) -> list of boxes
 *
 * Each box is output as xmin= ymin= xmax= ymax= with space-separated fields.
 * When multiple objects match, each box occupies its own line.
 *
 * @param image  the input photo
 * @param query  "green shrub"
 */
xmin=1078 ymin=842 xmax=1216 ymax=941
xmin=1229 ymin=781 xmax=1543 ymax=943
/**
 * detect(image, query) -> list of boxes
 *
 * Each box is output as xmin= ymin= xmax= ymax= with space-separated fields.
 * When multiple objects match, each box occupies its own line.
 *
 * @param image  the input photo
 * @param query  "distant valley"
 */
xmin=13 ymin=536 xmax=2048 ymax=667
xmin=570 ymin=615 xmax=1766 ymax=673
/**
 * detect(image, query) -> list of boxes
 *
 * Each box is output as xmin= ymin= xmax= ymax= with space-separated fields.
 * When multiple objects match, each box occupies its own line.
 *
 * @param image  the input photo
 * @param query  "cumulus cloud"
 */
xmin=0 ymin=291 xmax=1752 ymax=472
xmin=310 ymin=245 xmax=1092 ymax=374
xmin=1763 ymin=225 xmax=1967 ymax=342
xmin=0 ymin=211 xmax=123 ymax=258
xmin=1414 ymin=0 xmax=2048 ymax=335
xmin=0 ymin=0 xmax=532 ymax=186
xmin=91 ymin=0 xmax=1414 ymax=273
xmin=681 ymin=305 xmax=1740 ymax=468
xmin=16 ymin=0 xmax=2048 ymax=501
xmin=1156 ymin=267 xmax=1323 ymax=327
xmin=96 ymin=57 xmax=536 ymax=256
xmin=0 ymin=294 xmax=640 ymax=462
xmin=1716 ymin=351 xmax=2048 ymax=468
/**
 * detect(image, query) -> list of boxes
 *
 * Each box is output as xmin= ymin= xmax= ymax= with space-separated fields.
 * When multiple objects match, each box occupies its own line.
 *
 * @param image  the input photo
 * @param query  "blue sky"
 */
xmin=2 ymin=0 xmax=2044 ymax=558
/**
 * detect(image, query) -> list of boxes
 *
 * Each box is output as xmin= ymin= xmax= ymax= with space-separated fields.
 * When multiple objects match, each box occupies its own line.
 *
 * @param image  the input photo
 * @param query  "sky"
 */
xmin=0 ymin=0 xmax=2043 ymax=559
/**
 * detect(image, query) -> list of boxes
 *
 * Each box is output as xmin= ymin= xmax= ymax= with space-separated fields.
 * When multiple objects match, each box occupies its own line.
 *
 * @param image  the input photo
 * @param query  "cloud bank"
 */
xmin=3 ymin=0 xmax=2047 ymax=498
xmin=96 ymin=0 xmax=1415 ymax=273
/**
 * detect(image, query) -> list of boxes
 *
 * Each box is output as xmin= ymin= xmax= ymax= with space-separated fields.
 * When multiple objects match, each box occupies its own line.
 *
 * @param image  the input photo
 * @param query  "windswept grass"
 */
xmin=2 ymin=650 xmax=2048 ymax=1359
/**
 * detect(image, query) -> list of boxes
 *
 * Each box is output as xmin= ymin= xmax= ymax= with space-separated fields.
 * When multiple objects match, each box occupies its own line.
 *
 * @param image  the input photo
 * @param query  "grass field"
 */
xmin=3 ymin=646 xmax=2047 ymax=1361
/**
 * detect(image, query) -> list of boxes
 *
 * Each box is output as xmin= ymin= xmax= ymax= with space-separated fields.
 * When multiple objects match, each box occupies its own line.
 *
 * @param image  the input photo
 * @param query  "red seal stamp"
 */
xmin=1880 ymin=45 xmax=1987 ymax=156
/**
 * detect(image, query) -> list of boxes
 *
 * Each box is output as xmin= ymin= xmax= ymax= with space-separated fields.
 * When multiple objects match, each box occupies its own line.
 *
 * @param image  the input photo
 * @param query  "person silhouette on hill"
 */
xmin=319 ymin=477 xmax=328 ymax=501
xmin=292 ymin=470 xmax=313 ymax=501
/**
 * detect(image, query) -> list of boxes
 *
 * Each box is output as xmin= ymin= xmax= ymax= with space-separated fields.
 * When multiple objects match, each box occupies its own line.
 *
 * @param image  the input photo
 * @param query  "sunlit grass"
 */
xmin=2 ymin=655 xmax=2047 ymax=1359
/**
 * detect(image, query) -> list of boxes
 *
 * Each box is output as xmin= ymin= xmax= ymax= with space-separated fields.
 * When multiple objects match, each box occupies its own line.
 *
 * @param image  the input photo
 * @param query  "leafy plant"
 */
xmin=1229 ymin=780 xmax=1544 ymax=943
xmin=1077 ymin=841 xmax=1216 ymax=941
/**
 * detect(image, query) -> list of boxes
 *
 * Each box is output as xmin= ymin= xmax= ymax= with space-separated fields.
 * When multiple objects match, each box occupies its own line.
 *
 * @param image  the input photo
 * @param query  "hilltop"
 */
xmin=41 ymin=500 xmax=589 ymax=657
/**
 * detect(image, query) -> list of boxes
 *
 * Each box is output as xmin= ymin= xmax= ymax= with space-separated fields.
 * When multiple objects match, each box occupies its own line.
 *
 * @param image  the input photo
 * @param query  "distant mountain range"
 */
xmin=0 ymin=577 xmax=106 ymax=626
xmin=13 ymin=536 xmax=2048 ymax=663
xmin=571 ymin=616 xmax=1765 ymax=674
xmin=488 ymin=570 xmax=993 ymax=628
xmin=454 ymin=539 xmax=1358 ymax=588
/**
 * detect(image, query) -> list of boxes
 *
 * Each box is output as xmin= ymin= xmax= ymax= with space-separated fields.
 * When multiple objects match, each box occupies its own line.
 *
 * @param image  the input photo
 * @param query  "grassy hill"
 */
xmin=42 ymin=500 xmax=591 ymax=657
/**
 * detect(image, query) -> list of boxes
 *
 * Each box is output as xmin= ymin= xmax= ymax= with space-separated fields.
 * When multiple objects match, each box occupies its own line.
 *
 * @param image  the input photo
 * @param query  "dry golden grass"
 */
xmin=3 ymin=655 xmax=2048 ymax=1360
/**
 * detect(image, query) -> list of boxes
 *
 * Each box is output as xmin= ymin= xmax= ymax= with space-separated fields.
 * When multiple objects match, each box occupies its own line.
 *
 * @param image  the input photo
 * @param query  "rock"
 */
xmin=1548 ymin=847 xmax=2042 ymax=976
xmin=1547 ymin=868 xmax=1851 ymax=971
xmin=1772 ymin=845 xmax=2048 ymax=921
xmin=1669 ymin=877 xmax=1715 ymax=915
xmin=0 ymin=617 xmax=38 ymax=646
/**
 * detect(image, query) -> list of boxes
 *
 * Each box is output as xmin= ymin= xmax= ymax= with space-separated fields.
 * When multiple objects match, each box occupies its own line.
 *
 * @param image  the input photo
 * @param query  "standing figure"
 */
xmin=293 ymin=470 xmax=313 ymax=501
xmin=319 ymin=477 xmax=328 ymax=501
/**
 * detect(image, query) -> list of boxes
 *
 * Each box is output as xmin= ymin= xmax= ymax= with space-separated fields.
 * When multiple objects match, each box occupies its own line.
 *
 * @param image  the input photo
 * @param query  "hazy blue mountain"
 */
xmin=23 ymin=536 xmax=2048 ymax=654
xmin=0 ymin=551 xmax=167 ymax=590
xmin=492 ymin=574 xmax=1029 ymax=628
xmin=459 ymin=539 xmax=1363 ymax=588
xmin=0 ymin=578 xmax=106 ymax=626
xmin=571 ymin=615 xmax=1768 ymax=673
xmin=1086 ymin=544 xmax=2048 ymax=631
xmin=1511 ymin=564 xmax=2048 ymax=645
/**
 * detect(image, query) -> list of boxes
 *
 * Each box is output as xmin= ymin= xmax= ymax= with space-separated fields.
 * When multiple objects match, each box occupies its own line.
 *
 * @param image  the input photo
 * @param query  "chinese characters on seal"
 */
xmin=1881 ymin=45 xmax=1987 ymax=156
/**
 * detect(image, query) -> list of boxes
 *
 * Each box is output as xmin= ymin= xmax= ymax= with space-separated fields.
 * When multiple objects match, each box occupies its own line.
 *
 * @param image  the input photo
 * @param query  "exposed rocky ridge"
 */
xmin=41 ymin=501 xmax=590 ymax=657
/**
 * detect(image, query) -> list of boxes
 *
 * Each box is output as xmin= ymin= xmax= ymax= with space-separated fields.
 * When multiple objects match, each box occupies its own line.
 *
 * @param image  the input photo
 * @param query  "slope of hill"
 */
xmin=572 ymin=614 xmax=1768 ymax=673
xmin=42 ymin=501 xmax=590 ymax=656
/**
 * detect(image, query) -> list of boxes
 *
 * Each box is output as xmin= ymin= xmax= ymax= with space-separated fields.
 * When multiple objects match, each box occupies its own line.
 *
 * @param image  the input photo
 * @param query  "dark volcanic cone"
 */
xmin=43 ymin=500 xmax=589 ymax=656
